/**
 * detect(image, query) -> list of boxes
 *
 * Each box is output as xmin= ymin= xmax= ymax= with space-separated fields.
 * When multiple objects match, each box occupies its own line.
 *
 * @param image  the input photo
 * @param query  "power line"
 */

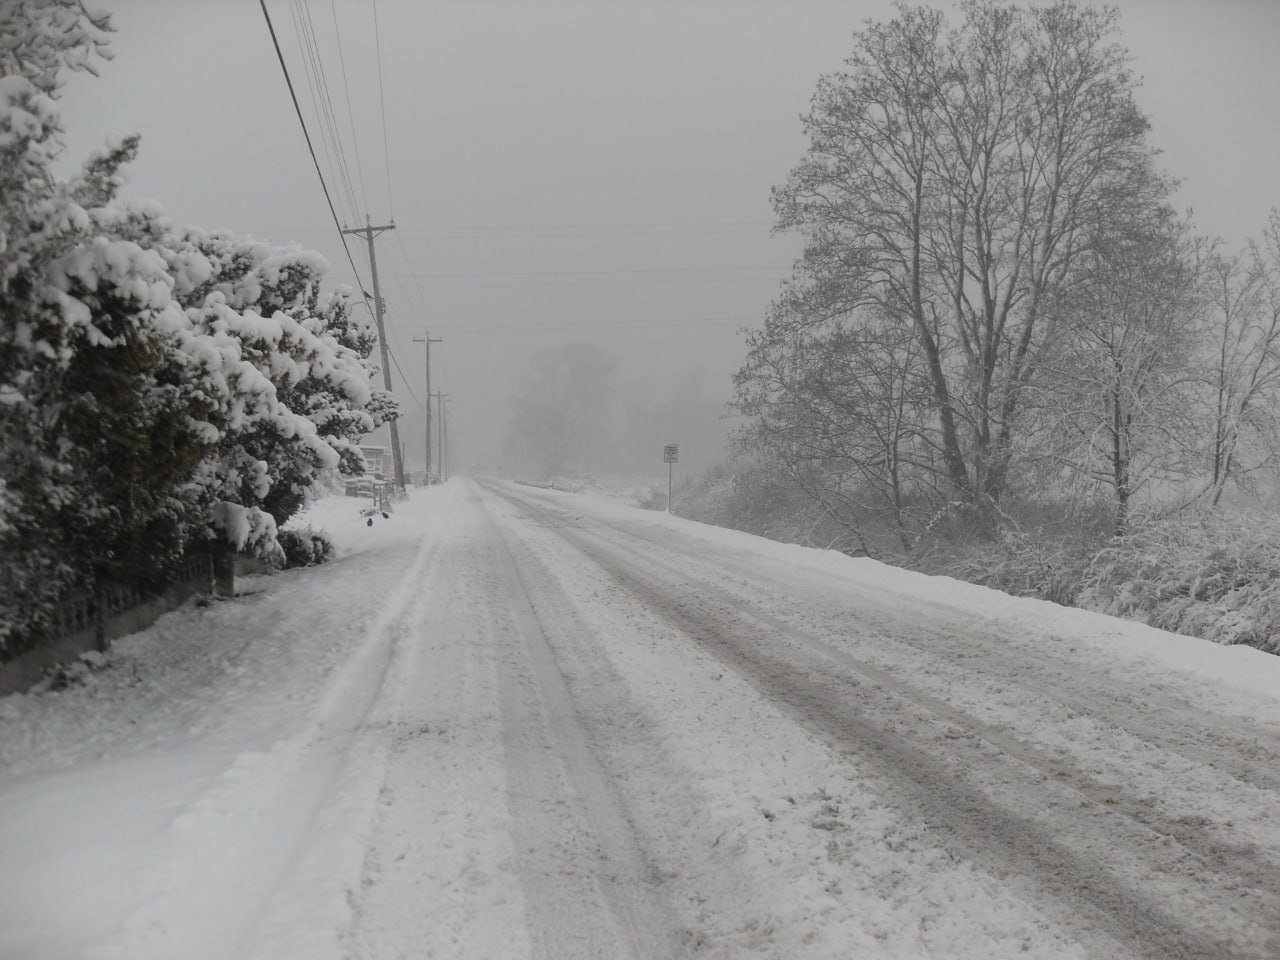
xmin=291 ymin=0 xmax=362 ymax=221
xmin=384 ymin=264 xmax=790 ymax=280
xmin=386 ymin=342 xmax=425 ymax=409
xmin=371 ymin=0 xmax=394 ymax=220
xmin=235 ymin=219 xmax=780 ymax=240
xmin=329 ymin=0 xmax=370 ymax=216
xmin=387 ymin=315 xmax=748 ymax=334
xmin=377 ymin=274 xmax=785 ymax=291
xmin=259 ymin=0 xmax=370 ymax=300
xmin=373 ymin=294 xmax=427 ymax=408
xmin=390 ymin=231 xmax=437 ymax=318
xmin=303 ymin=0 xmax=367 ymax=217
xmin=285 ymin=0 xmax=347 ymax=220
xmin=277 ymin=0 xmax=419 ymax=442
xmin=393 ymin=219 xmax=776 ymax=232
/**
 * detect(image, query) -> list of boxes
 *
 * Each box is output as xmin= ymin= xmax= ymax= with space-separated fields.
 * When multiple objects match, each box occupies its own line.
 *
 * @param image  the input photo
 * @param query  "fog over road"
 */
xmin=3 ymin=480 xmax=1279 ymax=959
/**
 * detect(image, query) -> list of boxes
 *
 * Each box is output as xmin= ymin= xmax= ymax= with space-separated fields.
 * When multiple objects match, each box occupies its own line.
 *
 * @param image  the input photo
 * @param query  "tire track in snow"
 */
xmin=499 ymin=485 xmax=1280 ymax=843
xmin=578 ymin=519 xmax=1280 ymax=894
xmin=87 ymin=530 xmax=443 ymax=960
xmin=486 ymin=484 xmax=1279 ymax=959
xmin=584 ymin=522 xmax=1280 ymax=891
xmin=591 ymin=503 xmax=1280 ymax=797
xmin=475 ymin=492 xmax=684 ymax=960
xmin=499 ymin=484 xmax=1280 ymax=806
xmin=570 ymin=531 xmax=1277 ymax=959
xmin=343 ymin=497 xmax=534 ymax=960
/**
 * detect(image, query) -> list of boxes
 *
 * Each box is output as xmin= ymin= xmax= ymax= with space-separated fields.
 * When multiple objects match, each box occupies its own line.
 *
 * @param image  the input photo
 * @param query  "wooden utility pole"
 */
xmin=342 ymin=218 xmax=405 ymax=491
xmin=432 ymin=392 xmax=449 ymax=481
xmin=442 ymin=398 xmax=450 ymax=480
xmin=413 ymin=334 xmax=442 ymax=482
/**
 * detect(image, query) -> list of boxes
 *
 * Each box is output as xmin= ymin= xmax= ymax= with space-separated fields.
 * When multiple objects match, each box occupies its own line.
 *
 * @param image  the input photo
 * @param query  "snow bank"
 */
xmin=531 ymin=485 xmax=1280 ymax=708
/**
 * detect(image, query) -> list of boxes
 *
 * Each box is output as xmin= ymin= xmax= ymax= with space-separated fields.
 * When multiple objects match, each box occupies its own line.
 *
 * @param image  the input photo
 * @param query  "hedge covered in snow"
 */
xmin=1077 ymin=516 xmax=1280 ymax=655
xmin=936 ymin=512 xmax=1280 ymax=656
xmin=0 ymin=3 xmax=395 ymax=655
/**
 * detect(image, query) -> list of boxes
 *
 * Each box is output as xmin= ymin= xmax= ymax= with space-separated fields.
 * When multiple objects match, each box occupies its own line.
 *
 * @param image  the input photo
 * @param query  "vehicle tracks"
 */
xmin=487 ymin=481 xmax=1280 ymax=959
xmin=476 ymin=492 xmax=684 ymax=960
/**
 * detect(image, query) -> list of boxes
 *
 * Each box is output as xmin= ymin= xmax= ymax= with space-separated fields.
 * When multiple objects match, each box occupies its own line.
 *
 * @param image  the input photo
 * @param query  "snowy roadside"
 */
xmin=487 ymin=480 xmax=1280 ymax=956
xmin=3 ymin=478 xmax=1278 ymax=959
xmin=477 ymin=487 xmax=1093 ymax=958
xmin=518 ymin=482 xmax=1280 ymax=709
xmin=0 ymin=489 xmax=441 ymax=960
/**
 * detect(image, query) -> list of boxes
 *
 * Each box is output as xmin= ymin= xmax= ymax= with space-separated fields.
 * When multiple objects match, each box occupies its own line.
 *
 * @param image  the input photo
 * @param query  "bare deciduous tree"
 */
xmin=1200 ymin=210 xmax=1280 ymax=505
xmin=753 ymin=0 xmax=1169 ymax=520
xmin=1040 ymin=211 xmax=1204 ymax=533
xmin=736 ymin=284 xmax=935 ymax=552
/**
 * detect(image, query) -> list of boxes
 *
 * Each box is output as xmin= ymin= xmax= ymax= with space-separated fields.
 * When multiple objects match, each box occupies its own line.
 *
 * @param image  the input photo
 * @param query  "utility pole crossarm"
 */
xmin=339 ymin=223 xmax=396 ymax=236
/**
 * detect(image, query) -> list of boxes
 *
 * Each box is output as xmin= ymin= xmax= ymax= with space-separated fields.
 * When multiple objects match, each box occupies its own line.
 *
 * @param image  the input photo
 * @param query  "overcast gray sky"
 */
xmin=55 ymin=0 xmax=1280 ymax=477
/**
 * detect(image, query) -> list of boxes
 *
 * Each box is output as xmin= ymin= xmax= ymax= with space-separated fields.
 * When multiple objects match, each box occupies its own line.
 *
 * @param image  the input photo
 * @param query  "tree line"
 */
xmin=734 ymin=0 xmax=1280 ymax=554
xmin=0 ymin=2 xmax=396 ymax=656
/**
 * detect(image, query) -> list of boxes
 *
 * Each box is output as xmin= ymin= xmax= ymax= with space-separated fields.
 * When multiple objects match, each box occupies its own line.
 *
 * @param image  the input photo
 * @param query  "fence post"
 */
xmin=212 ymin=545 xmax=235 ymax=597
xmin=93 ymin=588 xmax=107 ymax=653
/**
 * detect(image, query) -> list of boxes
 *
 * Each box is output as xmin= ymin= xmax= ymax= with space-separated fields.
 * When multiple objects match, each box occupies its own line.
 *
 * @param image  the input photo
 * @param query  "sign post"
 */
xmin=663 ymin=444 xmax=678 ymax=512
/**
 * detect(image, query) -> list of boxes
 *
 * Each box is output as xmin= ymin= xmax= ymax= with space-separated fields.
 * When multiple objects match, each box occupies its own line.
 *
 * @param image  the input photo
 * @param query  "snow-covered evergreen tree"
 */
xmin=147 ymin=227 xmax=400 ymax=531
xmin=0 ymin=1 xmax=396 ymax=655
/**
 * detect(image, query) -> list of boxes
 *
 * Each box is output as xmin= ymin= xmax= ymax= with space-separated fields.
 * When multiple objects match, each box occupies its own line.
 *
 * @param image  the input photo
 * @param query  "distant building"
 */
xmin=358 ymin=444 xmax=393 ymax=480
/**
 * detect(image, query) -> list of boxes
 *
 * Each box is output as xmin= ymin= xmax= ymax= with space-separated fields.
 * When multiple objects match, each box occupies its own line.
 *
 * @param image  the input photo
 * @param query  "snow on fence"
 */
xmin=0 ymin=554 xmax=214 ymax=697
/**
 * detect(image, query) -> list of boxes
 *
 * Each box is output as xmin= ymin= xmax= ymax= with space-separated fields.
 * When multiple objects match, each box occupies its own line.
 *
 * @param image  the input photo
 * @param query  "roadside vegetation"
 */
xmin=0 ymin=3 xmax=394 ymax=657
xmin=663 ymin=1 xmax=1280 ymax=656
xmin=673 ymin=456 xmax=1280 ymax=657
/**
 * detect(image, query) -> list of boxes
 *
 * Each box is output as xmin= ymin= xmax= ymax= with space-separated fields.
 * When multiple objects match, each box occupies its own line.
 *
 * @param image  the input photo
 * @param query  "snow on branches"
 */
xmin=0 ymin=3 xmax=392 ymax=652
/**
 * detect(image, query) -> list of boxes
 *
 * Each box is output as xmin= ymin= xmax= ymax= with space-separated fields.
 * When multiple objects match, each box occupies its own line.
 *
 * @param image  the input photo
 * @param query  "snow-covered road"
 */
xmin=3 ymin=479 xmax=1279 ymax=959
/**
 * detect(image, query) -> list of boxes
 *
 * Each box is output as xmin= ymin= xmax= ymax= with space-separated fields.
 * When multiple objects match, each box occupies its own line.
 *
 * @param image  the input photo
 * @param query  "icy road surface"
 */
xmin=2 ymin=479 xmax=1279 ymax=959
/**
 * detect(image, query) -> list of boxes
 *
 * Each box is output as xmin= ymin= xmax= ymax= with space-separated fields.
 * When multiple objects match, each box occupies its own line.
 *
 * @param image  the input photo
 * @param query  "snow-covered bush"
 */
xmin=942 ymin=528 xmax=1094 ymax=607
xmin=278 ymin=527 xmax=336 ymax=569
xmin=1078 ymin=514 xmax=1280 ymax=655
xmin=113 ymin=218 xmax=400 ymax=534
xmin=0 ymin=4 xmax=161 ymax=654
xmin=636 ymin=485 xmax=668 ymax=511
xmin=677 ymin=455 xmax=870 ymax=554
xmin=0 ymin=3 xmax=393 ymax=656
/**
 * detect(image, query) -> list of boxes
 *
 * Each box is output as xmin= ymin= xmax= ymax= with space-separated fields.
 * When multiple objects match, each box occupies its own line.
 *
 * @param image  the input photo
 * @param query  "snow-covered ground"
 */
xmin=2 ymin=479 xmax=1279 ymax=959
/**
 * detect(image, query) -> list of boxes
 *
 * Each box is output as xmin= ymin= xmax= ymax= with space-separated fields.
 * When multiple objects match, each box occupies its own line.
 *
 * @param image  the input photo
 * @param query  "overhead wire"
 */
xmin=291 ymin=0 xmax=362 ymax=221
xmin=371 ymin=0 xmax=394 ymax=220
xmin=258 ymin=0 xmax=370 ymax=303
xmin=235 ymin=219 xmax=779 ymax=240
xmin=360 ymin=0 xmax=422 ymax=409
xmin=383 ymin=264 xmax=790 ymax=279
xmin=373 ymin=252 xmax=430 ymax=409
xmin=302 ymin=0 xmax=368 ymax=217
xmin=397 ymin=219 xmax=775 ymax=232
xmin=388 ymin=316 xmax=747 ymax=334
xmin=377 ymin=274 xmax=785 ymax=291
xmin=390 ymin=232 xmax=436 ymax=318
xmin=385 ymin=340 xmax=425 ymax=409
xmin=290 ymin=0 xmax=419 ymax=416
xmin=392 ymin=219 xmax=777 ymax=236
xmin=261 ymin=0 xmax=433 ymax=450
xmin=284 ymin=0 xmax=347 ymax=220
xmin=329 ymin=0 xmax=370 ymax=216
